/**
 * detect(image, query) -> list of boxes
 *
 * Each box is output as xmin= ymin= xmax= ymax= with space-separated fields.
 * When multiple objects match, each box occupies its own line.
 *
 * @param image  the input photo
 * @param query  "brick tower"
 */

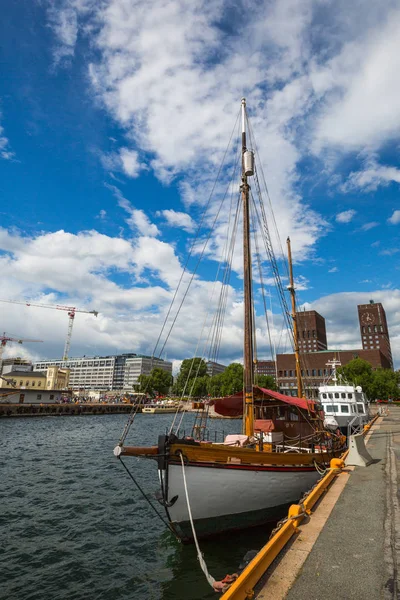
xmin=358 ymin=300 xmax=393 ymax=368
xmin=296 ymin=310 xmax=327 ymax=353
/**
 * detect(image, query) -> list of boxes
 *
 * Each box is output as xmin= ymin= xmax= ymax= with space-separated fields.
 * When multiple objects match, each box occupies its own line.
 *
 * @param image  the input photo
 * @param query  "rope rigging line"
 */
xmin=173 ymin=192 xmax=242 ymax=435
xmin=246 ymin=111 xmax=289 ymax=279
xmin=250 ymin=195 xmax=275 ymax=369
xmin=118 ymin=457 xmax=171 ymax=529
xmin=156 ymin=143 xmax=243 ymax=362
xmin=118 ymin=397 xmax=144 ymax=447
xmin=170 ymin=135 xmax=243 ymax=434
xmin=250 ymin=186 xmax=294 ymax=349
xmin=152 ymin=107 xmax=241 ymax=361
xmin=179 ymin=453 xmax=216 ymax=589
xmin=208 ymin=193 xmax=242 ymax=365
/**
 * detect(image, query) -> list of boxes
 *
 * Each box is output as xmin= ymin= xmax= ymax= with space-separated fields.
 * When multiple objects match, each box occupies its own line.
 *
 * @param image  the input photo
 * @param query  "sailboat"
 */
xmin=114 ymin=99 xmax=345 ymax=543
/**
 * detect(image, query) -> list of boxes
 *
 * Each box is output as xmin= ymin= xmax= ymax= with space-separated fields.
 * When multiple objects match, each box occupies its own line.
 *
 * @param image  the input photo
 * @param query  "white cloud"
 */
xmin=119 ymin=147 xmax=141 ymax=177
xmin=156 ymin=209 xmax=195 ymax=233
xmin=83 ymin=0 xmax=329 ymax=261
xmin=105 ymin=183 xmax=160 ymax=236
xmin=360 ymin=222 xmax=379 ymax=231
xmin=380 ymin=248 xmax=400 ymax=256
xmin=342 ymin=158 xmax=400 ymax=193
xmin=312 ymin=7 xmax=400 ymax=153
xmin=0 ymin=121 xmax=15 ymax=161
xmin=101 ymin=147 xmax=142 ymax=178
xmin=96 ymin=209 xmax=107 ymax=219
xmin=328 ymin=266 xmax=338 ymax=273
xmin=388 ymin=210 xmax=400 ymax=225
xmin=336 ymin=209 xmax=356 ymax=223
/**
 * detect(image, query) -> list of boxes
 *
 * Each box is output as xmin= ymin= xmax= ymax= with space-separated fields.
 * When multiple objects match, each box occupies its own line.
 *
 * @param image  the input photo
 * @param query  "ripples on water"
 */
xmin=1 ymin=414 xmax=280 ymax=600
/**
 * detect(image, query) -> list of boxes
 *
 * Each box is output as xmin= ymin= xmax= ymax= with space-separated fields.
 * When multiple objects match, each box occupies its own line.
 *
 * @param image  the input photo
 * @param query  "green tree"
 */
xmin=337 ymin=358 xmax=400 ymax=401
xmin=173 ymin=358 xmax=209 ymax=396
xmin=138 ymin=368 xmax=173 ymax=396
xmin=255 ymin=374 xmax=277 ymax=391
xmin=369 ymin=368 xmax=400 ymax=400
xmin=150 ymin=368 xmax=173 ymax=395
xmin=190 ymin=375 xmax=210 ymax=397
xmin=337 ymin=358 xmax=374 ymax=397
xmin=207 ymin=373 xmax=224 ymax=397
xmin=220 ymin=363 xmax=243 ymax=396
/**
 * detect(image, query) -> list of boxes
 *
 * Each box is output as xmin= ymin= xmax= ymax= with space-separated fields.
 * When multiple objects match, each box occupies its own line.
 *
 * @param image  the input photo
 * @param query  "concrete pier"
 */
xmin=0 ymin=402 xmax=135 ymax=418
xmin=257 ymin=407 xmax=400 ymax=600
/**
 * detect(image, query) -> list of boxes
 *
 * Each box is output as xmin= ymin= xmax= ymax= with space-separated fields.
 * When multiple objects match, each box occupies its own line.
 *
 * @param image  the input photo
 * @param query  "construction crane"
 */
xmin=0 ymin=300 xmax=98 ymax=361
xmin=0 ymin=332 xmax=43 ymax=372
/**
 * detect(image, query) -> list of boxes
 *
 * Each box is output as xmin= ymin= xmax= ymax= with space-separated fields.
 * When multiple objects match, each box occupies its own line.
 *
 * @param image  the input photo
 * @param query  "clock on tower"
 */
xmin=361 ymin=312 xmax=375 ymax=325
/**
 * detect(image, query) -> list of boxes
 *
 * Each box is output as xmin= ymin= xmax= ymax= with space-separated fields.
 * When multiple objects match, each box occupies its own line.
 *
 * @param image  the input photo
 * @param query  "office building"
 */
xmin=34 ymin=353 xmax=172 ymax=391
xmin=206 ymin=361 xmax=227 ymax=377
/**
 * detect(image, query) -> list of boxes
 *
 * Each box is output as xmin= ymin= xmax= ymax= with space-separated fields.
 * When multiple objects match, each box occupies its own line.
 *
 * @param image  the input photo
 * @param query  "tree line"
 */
xmin=137 ymin=358 xmax=276 ymax=397
xmin=337 ymin=358 xmax=400 ymax=400
xmin=136 ymin=356 xmax=400 ymax=400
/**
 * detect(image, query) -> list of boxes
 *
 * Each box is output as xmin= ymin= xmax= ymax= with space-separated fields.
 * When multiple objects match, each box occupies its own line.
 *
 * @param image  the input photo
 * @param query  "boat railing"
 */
xmin=167 ymin=427 xmax=228 ymax=443
xmin=347 ymin=414 xmax=364 ymax=438
xmin=275 ymin=444 xmax=313 ymax=454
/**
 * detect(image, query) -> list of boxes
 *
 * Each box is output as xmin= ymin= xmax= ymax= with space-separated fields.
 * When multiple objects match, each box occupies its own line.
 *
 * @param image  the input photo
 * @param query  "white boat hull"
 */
xmin=161 ymin=462 xmax=320 ymax=541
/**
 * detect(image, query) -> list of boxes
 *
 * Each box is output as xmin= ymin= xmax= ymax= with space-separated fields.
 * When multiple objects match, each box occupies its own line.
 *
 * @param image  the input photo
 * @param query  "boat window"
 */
xmin=325 ymin=404 xmax=338 ymax=413
xmin=340 ymin=405 xmax=349 ymax=413
xmin=276 ymin=407 xmax=286 ymax=420
xmin=334 ymin=393 xmax=339 ymax=399
xmin=289 ymin=410 xmax=299 ymax=421
xmin=322 ymin=393 xmax=327 ymax=399
xmin=318 ymin=369 xmax=323 ymax=376
xmin=328 ymin=393 xmax=333 ymax=399
xmin=341 ymin=393 xmax=346 ymax=398
xmin=347 ymin=393 xmax=353 ymax=399
xmin=357 ymin=403 xmax=365 ymax=413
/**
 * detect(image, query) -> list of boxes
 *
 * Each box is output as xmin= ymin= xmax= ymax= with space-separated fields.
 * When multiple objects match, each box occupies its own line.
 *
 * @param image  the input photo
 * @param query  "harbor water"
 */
xmin=1 ymin=414 xmax=280 ymax=600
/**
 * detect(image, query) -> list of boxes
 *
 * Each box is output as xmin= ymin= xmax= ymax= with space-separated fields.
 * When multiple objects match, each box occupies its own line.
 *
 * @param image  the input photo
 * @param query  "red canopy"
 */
xmin=213 ymin=386 xmax=316 ymax=417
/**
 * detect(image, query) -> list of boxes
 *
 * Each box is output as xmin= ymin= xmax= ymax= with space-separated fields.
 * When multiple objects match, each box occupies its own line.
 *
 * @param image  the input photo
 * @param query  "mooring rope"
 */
xmin=179 ymin=453 xmax=216 ymax=589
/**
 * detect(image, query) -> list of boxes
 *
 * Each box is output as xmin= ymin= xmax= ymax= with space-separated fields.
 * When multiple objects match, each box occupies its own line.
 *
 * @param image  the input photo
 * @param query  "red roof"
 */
xmin=213 ymin=386 xmax=316 ymax=417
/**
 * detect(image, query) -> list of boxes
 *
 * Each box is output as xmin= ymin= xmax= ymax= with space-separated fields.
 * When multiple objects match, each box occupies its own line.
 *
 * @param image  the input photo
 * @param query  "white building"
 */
xmin=206 ymin=361 xmax=227 ymax=377
xmin=124 ymin=356 xmax=173 ymax=388
xmin=1 ymin=358 xmax=33 ymax=375
xmin=34 ymin=354 xmax=172 ymax=391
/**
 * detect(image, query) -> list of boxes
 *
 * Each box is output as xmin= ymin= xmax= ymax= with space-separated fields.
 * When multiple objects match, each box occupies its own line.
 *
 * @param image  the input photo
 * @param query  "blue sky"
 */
xmin=0 ymin=0 xmax=399 ymax=368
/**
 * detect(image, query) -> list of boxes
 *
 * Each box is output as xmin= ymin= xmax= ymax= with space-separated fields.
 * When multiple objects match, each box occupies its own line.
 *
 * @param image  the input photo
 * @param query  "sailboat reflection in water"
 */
xmin=114 ymin=99 xmax=346 ymax=543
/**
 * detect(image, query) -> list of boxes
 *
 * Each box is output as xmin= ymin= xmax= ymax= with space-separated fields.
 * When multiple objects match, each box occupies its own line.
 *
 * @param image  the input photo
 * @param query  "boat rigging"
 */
xmin=113 ymin=99 xmax=346 ymax=558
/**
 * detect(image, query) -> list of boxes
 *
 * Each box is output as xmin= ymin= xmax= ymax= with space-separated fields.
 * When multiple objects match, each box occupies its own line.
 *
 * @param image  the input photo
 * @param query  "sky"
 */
xmin=0 ymin=0 xmax=399 ymax=370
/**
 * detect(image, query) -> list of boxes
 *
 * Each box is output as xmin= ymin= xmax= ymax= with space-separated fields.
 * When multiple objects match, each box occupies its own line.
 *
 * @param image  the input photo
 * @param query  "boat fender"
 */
xmin=212 ymin=573 xmax=238 ymax=593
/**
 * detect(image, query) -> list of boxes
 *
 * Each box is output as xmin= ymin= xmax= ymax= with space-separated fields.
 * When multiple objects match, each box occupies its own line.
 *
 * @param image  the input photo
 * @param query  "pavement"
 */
xmin=258 ymin=406 xmax=400 ymax=600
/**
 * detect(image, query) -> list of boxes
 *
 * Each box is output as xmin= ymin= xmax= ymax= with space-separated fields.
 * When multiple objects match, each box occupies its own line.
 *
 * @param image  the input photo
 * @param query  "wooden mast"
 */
xmin=241 ymin=98 xmax=254 ymax=437
xmin=287 ymin=237 xmax=304 ymax=398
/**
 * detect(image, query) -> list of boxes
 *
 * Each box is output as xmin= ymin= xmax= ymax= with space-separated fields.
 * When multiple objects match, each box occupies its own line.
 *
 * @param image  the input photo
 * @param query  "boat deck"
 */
xmin=256 ymin=406 xmax=400 ymax=599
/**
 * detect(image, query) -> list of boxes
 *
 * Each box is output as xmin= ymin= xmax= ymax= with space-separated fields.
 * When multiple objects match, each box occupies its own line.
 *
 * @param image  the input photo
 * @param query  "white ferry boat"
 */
xmin=318 ymin=359 xmax=370 ymax=433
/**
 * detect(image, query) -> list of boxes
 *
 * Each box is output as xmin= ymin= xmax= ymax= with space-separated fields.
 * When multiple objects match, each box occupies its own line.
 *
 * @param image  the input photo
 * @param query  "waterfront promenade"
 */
xmin=257 ymin=407 xmax=399 ymax=600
